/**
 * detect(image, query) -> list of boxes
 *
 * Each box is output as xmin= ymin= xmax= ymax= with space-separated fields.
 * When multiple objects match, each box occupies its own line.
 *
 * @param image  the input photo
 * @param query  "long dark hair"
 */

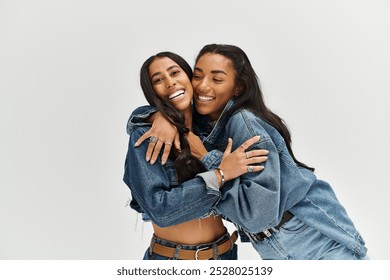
xmin=195 ymin=44 xmax=314 ymax=171
xmin=140 ymin=52 xmax=206 ymax=182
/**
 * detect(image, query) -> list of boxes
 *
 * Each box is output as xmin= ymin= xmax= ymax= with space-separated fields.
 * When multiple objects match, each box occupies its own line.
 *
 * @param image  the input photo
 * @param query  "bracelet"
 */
xmin=215 ymin=167 xmax=225 ymax=187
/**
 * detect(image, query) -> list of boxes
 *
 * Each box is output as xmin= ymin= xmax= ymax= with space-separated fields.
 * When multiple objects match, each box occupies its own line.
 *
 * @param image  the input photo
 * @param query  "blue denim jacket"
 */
xmin=123 ymin=125 xmax=221 ymax=227
xmin=126 ymin=99 xmax=367 ymax=256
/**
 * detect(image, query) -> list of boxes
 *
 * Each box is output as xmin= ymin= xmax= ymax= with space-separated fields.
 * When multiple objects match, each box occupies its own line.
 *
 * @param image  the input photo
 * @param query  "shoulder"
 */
xmin=126 ymin=115 xmax=152 ymax=135
xmin=228 ymin=109 xmax=260 ymax=123
xmin=226 ymin=109 xmax=270 ymax=138
xmin=127 ymin=124 xmax=151 ymax=146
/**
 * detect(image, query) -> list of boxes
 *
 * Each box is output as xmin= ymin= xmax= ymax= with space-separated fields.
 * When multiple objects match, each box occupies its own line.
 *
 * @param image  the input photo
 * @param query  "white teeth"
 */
xmin=168 ymin=90 xmax=184 ymax=100
xmin=198 ymin=95 xmax=214 ymax=101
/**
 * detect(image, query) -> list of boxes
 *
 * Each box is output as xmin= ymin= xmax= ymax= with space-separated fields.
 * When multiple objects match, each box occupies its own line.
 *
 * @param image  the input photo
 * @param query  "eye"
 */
xmin=171 ymin=70 xmax=180 ymax=76
xmin=213 ymin=77 xmax=223 ymax=83
xmin=152 ymin=77 xmax=163 ymax=85
xmin=193 ymin=74 xmax=202 ymax=80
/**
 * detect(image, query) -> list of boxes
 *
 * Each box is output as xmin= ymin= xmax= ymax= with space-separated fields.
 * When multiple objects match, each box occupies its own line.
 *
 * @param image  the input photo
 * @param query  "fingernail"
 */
xmin=161 ymin=159 xmax=166 ymax=165
xmin=256 ymin=135 xmax=261 ymax=141
xmin=150 ymin=159 xmax=155 ymax=165
xmin=146 ymin=156 xmax=150 ymax=161
xmin=134 ymin=141 xmax=139 ymax=147
xmin=265 ymin=150 xmax=269 ymax=154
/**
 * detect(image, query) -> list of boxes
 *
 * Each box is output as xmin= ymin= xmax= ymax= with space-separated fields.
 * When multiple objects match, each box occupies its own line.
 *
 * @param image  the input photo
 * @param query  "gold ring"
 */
xmin=165 ymin=142 xmax=172 ymax=146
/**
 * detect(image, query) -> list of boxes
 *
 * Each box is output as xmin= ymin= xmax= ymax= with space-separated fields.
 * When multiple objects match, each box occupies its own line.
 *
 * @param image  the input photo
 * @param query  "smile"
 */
xmin=197 ymin=95 xmax=215 ymax=102
xmin=168 ymin=90 xmax=185 ymax=100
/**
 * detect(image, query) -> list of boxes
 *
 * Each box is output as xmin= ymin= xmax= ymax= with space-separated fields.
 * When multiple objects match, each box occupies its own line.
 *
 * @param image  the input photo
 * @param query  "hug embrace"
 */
xmin=123 ymin=44 xmax=368 ymax=260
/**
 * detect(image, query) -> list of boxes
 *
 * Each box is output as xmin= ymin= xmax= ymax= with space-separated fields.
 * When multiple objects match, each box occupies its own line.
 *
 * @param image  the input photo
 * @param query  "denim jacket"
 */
xmin=126 ymin=99 xmax=367 ymax=256
xmin=123 ymin=124 xmax=221 ymax=227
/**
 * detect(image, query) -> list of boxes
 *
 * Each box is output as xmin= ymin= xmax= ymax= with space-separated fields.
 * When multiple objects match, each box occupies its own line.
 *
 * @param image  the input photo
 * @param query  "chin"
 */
xmin=194 ymin=107 xmax=210 ymax=116
xmin=176 ymin=102 xmax=192 ymax=112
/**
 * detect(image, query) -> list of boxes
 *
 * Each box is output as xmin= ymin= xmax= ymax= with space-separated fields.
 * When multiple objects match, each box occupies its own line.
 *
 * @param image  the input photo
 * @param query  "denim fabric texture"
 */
xmin=126 ymin=99 xmax=368 ymax=259
xmin=123 ymin=125 xmax=220 ymax=227
xmin=248 ymin=214 xmax=369 ymax=260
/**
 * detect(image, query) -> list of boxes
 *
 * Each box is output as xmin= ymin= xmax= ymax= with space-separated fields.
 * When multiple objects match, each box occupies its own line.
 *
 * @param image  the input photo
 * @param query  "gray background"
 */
xmin=1 ymin=0 xmax=389 ymax=260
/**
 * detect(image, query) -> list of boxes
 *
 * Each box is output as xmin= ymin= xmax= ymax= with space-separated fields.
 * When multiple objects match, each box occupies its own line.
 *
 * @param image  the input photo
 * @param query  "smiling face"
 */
xmin=148 ymin=56 xmax=193 ymax=113
xmin=192 ymin=53 xmax=240 ymax=121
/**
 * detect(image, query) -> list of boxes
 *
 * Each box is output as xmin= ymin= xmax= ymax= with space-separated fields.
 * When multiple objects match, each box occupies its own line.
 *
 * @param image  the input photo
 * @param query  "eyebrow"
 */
xmin=193 ymin=67 xmax=227 ymax=75
xmin=150 ymin=65 xmax=180 ymax=79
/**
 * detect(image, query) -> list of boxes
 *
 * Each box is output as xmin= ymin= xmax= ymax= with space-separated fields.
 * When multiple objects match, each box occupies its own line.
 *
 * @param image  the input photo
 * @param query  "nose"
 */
xmin=165 ymin=77 xmax=176 ymax=89
xmin=195 ymin=78 xmax=210 ymax=93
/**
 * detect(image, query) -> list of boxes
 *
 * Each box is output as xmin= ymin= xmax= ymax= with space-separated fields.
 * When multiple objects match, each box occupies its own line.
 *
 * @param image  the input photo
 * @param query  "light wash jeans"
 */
xmin=249 ymin=215 xmax=369 ymax=260
xmin=143 ymin=232 xmax=238 ymax=260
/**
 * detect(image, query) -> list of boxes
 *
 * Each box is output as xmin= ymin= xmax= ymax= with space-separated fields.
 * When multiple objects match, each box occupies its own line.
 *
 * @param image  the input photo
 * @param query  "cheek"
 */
xmin=216 ymin=87 xmax=234 ymax=100
xmin=191 ymin=81 xmax=198 ymax=90
xmin=153 ymin=85 xmax=165 ymax=97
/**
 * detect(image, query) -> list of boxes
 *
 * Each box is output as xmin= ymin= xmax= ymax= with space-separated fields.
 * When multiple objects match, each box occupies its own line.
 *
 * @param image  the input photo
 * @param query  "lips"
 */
xmin=197 ymin=95 xmax=215 ymax=102
xmin=168 ymin=90 xmax=185 ymax=100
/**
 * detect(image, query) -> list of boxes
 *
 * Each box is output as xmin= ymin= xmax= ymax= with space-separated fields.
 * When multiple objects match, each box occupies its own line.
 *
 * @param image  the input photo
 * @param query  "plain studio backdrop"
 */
xmin=1 ymin=0 xmax=389 ymax=260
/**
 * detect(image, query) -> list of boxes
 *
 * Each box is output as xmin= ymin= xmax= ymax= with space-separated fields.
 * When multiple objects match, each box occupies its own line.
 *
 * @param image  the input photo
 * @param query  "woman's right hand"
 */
xmin=134 ymin=112 xmax=180 ymax=165
xmin=216 ymin=136 xmax=269 ymax=187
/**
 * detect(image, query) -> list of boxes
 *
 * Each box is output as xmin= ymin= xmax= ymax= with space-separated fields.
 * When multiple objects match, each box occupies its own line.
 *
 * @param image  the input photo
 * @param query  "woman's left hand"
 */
xmin=217 ymin=136 xmax=269 ymax=185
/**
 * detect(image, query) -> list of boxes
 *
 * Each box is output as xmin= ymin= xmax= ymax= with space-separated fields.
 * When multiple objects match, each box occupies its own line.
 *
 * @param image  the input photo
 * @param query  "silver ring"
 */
xmin=247 ymin=166 xmax=254 ymax=173
xmin=245 ymin=152 xmax=249 ymax=159
xmin=165 ymin=142 xmax=172 ymax=146
xmin=149 ymin=136 xmax=158 ymax=143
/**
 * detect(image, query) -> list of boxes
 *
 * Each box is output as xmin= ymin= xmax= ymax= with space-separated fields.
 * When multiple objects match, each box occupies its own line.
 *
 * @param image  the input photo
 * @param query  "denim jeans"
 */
xmin=249 ymin=215 xmax=369 ymax=260
xmin=143 ymin=232 xmax=238 ymax=260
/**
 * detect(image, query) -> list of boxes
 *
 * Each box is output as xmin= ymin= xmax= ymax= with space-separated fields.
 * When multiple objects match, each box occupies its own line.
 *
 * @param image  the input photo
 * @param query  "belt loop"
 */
xmin=173 ymin=245 xmax=181 ymax=260
xmin=228 ymin=232 xmax=234 ymax=250
xmin=271 ymin=226 xmax=279 ymax=233
xmin=149 ymin=237 xmax=156 ymax=255
xmin=212 ymin=244 xmax=219 ymax=260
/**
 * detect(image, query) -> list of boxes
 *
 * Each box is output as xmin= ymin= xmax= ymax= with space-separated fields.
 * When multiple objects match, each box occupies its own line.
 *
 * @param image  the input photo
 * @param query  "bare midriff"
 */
xmin=152 ymin=215 xmax=226 ymax=245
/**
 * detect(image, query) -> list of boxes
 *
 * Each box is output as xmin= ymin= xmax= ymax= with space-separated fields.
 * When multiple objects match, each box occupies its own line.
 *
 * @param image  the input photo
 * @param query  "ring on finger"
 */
xmin=245 ymin=152 xmax=249 ymax=159
xmin=240 ymin=144 xmax=245 ymax=150
xmin=150 ymin=136 xmax=158 ymax=143
xmin=247 ymin=166 xmax=254 ymax=173
xmin=165 ymin=142 xmax=172 ymax=146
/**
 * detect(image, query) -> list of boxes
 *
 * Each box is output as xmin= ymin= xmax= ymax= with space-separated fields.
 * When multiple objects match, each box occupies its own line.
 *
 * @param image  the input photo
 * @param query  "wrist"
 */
xmin=148 ymin=111 xmax=162 ymax=122
xmin=215 ymin=167 xmax=225 ymax=188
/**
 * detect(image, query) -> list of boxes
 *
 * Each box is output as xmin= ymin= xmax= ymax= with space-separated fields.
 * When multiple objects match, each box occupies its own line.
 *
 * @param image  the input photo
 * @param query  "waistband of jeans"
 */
xmin=149 ymin=230 xmax=238 ymax=260
xmin=150 ymin=229 xmax=233 ymax=251
xmin=248 ymin=211 xmax=294 ymax=242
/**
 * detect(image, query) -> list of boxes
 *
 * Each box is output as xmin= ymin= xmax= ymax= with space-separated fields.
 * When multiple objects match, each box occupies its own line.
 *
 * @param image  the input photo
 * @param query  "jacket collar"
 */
xmin=193 ymin=98 xmax=237 ymax=143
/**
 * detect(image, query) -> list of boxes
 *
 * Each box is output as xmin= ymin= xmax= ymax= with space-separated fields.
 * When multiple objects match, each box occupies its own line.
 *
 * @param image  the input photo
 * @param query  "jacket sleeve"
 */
xmin=126 ymin=105 xmax=158 ymax=133
xmin=200 ymin=149 xmax=224 ymax=170
xmin=123 ymin=127 xmax=220 ymax=227
xmin=213 ymin=111 xmax=287 ymax=233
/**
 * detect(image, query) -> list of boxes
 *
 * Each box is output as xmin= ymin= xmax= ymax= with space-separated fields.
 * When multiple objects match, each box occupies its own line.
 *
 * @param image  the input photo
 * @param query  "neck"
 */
xmin=182 ymin=107 xmax=193 ymax=131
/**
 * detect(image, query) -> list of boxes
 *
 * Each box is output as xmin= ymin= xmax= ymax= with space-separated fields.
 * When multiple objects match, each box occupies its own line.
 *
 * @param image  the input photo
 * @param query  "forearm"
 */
xmin=124 ymin=130 xmax=221 ymax=227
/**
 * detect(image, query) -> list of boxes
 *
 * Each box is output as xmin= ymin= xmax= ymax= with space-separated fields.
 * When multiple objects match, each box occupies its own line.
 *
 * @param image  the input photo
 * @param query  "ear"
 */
xmin=234 ymin=85 xmax=243 ymax=96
